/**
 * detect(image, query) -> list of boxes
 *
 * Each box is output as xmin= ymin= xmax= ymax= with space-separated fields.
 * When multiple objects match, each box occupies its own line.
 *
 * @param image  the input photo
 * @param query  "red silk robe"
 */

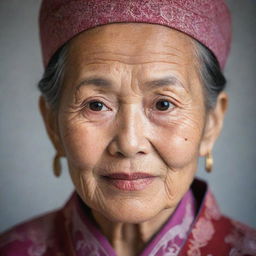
xmin=0 ymin=179 xmax=256 ymax=256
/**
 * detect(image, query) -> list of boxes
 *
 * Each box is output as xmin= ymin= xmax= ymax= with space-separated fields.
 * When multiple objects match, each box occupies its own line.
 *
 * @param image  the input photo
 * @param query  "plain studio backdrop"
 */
xmin=0 ymin=0 xmax=256 ymax=233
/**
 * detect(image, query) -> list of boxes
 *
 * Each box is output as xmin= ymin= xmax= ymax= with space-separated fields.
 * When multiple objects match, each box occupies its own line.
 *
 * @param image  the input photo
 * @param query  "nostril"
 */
xmin=117 ymin=152 xmax=125 ymax=157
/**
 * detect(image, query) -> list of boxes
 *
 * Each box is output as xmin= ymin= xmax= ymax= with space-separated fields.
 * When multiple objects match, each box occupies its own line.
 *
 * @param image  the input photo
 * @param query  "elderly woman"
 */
xmin=0 ymin=0 xmax=256 ymax=255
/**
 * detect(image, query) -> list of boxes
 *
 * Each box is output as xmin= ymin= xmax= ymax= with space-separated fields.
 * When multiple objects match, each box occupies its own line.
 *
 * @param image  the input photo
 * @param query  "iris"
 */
xmin=89 ymin=101 xmax=105 ymax=111
xmin=156 ymin=100 xmax=172 ymax=111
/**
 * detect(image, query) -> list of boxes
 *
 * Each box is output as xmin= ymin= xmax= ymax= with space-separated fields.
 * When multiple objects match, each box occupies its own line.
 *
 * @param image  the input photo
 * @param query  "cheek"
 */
xmin=151 ymin=113 xmax=204 ymax=207
xmin=59 ymin=119 xmax=107 ymax=169
xmin=59 ymin=119 xmax=109 ymax=207
xmin=152 ymin=112 xmax=204 ymax=170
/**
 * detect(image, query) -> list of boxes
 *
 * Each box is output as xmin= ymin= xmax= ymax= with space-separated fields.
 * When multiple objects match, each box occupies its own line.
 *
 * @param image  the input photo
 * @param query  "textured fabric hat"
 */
xmin=39 ymin=0 xmax=231 ymax=69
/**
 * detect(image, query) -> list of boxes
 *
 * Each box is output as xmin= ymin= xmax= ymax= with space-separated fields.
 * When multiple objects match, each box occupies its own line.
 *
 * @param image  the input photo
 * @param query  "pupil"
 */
xmin=156 ymin=100 xmax=170 ymax=111
xmin=89 ymin=102 xmax=103 ymax=111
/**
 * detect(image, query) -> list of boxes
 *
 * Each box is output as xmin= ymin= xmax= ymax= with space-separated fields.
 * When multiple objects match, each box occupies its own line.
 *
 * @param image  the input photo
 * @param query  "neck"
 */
xmin=92 ymin=207 xmax=175 ymax=256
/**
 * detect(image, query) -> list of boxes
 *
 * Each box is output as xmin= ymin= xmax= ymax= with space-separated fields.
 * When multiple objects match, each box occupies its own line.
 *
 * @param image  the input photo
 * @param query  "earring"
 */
xmin=205 ymin=152 xmax=213 ymax=173
xmin=53 ymin=153 xmax=62 ymax=177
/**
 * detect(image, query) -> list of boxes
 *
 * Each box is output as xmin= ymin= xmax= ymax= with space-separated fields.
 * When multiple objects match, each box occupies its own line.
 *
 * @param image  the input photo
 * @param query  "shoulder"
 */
xmin=222 ymin=216 xmax=256 ymax=256
xmin=183 ymin=179 xmax=256 ymax=256
xmin=0 ymin=209 xmax=65 ymax=256
xmin=191 ymin=213 xmax=256 ymax=256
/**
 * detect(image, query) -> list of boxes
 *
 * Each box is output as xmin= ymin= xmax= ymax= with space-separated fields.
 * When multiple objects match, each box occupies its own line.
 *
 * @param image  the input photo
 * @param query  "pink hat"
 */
xmin=39 ymin=0 xmax=231 ymax=69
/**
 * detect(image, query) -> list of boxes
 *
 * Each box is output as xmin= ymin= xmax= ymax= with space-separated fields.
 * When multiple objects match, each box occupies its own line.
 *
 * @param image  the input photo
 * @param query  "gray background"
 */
xmin=0 ymin=0 xmax=255 ymax=233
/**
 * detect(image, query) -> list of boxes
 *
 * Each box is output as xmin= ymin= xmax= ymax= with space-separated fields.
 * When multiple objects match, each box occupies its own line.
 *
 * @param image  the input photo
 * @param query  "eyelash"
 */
xmin=152 ymin=97 xmax=175 ymax=112
xmin=81 ymin=99 xmax=110 ymax=112
xmin=80 ymin=97 xmax=176 ymax=114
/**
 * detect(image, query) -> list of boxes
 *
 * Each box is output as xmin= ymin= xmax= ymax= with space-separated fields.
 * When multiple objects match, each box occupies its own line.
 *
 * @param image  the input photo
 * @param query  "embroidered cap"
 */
xmin=39 ymin=0 xmax=232 ymax=69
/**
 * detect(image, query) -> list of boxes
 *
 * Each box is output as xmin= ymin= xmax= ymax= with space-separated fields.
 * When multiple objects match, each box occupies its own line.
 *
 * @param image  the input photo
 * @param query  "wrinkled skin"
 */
xmin=40 ymin=24 xmax=227 ymax=256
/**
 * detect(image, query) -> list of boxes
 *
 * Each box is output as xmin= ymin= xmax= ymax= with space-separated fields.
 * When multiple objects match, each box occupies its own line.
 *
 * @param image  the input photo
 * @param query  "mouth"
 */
xmin=101 ymin=172 xmax=156 ymax=191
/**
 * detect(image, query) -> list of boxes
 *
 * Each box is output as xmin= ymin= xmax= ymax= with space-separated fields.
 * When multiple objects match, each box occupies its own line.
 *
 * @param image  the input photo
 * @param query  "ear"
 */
xmin=39 ymin=96 xmax=65 ymax=156
xmin=199 ymin=92 xmax=228 ymax=156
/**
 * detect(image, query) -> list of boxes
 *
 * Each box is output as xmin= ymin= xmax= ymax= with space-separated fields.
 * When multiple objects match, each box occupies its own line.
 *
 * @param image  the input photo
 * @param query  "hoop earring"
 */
xmin=53 ymin=153 xmax=62 ymax=177
xmin=205 ymin=152 xmax=213 ymax=173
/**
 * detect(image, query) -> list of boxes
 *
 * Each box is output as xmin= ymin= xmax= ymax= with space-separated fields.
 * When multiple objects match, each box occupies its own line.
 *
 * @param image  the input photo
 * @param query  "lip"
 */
xmin=102 ymin=172 xmax=156 ymax=191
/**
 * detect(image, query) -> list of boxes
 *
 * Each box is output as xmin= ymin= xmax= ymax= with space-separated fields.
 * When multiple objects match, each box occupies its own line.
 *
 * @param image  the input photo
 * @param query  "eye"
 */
xmin=155 ymin=100 xmax=173 ymax=111
xmin=88 ymin=101 xmax=108 ymax=111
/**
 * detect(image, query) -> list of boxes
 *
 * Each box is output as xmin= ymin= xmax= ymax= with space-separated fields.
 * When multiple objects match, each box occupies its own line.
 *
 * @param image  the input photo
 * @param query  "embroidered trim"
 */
xmin=66 ymin=203 xmax=110 ymax=256
xmin=148 ymin=202 xmax=194 ymax=256
xmin=187 ymin=192 xmax=220 ymax=256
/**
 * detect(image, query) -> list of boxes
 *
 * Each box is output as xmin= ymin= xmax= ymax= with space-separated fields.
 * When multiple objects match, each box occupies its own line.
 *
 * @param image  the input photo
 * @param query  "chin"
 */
xmin=97 ymin=200 xmax=165 ymax=224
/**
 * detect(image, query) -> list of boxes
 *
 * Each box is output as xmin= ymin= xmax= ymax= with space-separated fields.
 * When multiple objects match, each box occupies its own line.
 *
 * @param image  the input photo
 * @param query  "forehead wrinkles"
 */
xmin=64 ymin=25 xmax=198 ymax=95
xmin=75 ymin=52 xmax=191 ymax=66
xmin=68 ymin=37 xmax=194 ymax=66
xmin=65 ymin=54 xmax=195 ymax=98
xmin=65 ymin=50 xmax=194 ymax=87
xmin=65 ymin=48 xmax=193 ymax=87
xmin=68 ymin=25 xmax=195 ymax=66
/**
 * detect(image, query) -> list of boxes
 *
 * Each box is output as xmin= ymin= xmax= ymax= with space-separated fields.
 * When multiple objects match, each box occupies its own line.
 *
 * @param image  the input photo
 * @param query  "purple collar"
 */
xmin=64 ymin=189 xmax=196 ymax=256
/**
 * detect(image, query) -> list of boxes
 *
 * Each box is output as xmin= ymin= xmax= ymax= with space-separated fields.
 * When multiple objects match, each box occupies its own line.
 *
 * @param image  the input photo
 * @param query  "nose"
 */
xmin=107 ymin=104 xmax=150 ymax=158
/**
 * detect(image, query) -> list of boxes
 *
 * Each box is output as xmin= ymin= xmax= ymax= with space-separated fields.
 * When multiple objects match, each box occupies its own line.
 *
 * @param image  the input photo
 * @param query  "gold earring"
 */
xmin=53 ymin=153 xmax=62 ymax=177
xmin=205 ymin=152 xmax=213 ymax=173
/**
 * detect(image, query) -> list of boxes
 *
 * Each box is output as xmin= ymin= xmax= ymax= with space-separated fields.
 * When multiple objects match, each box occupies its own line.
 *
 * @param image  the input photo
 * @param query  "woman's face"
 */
xmin=42 ymin=24 xmax=225 ymax=223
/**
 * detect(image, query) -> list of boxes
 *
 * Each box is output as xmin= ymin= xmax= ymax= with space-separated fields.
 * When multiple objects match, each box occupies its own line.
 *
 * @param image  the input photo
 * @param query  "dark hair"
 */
xmin=38 ymin=40 xmax=226 ymax=111
xmin=195 ymin=41 xmax=227 ymax=110
xmin=38 ymin=44 xmax=68 ymax=111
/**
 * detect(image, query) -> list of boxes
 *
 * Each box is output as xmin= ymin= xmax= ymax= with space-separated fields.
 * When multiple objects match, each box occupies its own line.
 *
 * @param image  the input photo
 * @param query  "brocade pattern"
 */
xmin=39 ymin=0 xmax=231 ymax=68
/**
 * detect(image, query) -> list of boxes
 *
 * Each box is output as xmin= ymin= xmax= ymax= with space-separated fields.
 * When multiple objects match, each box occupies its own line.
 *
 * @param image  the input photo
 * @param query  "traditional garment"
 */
xmin=39 ymin=0 xmax=231 ymax=69
xmin=1 ymin=179 xmax=256 ymax=256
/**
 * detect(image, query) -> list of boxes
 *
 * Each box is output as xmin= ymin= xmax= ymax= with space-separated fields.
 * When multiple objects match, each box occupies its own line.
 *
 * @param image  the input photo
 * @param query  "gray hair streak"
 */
xmin=38 ymin=44 xmax=68 ymax=111
xmin=195 ymin=41 xmax=227 ymax=110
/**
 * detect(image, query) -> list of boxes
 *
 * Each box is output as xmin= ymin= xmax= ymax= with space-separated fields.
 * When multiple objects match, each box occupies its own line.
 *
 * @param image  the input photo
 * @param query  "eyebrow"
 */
xmin=76 ymin=75 xmax=185 ymax=91
xmin=76 ymin=77 xmax=112 ymax=90
xmin=144 ymin=75 xmax=185 ymax=89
